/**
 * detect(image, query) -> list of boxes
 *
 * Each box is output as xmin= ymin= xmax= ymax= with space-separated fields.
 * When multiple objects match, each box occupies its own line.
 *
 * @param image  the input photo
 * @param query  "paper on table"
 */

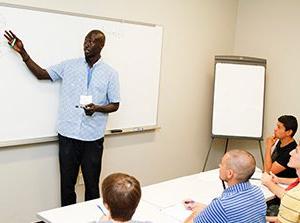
xmin=161 ymin=203 xmax=191 ymax=222
xmin=251 ymin=171 xmax=262 ymax=180
xmin=134 ymin=200 xmax=177 ymax=223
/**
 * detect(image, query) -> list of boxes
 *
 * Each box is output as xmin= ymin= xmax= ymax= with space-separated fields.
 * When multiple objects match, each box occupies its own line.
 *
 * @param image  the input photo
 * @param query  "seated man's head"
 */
xmin=101 ymin=173 xmax=141 ymax=222
xmin=219 ymin=149 xmax=256 ymax=185
xmin=274 ymin=115 xmax=298 ymax=140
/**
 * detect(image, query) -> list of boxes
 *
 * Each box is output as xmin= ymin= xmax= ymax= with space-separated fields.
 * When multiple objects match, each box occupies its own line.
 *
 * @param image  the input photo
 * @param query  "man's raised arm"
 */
xmin=4 ymin=30 xmax=51 ymax=80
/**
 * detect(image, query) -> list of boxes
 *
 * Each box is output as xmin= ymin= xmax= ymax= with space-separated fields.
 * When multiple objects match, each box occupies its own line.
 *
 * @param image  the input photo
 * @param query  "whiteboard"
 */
xmin=0 ymin=4 xmax=162 ymax=144
xmin=212 ymin=57 xmax=266 ymax=139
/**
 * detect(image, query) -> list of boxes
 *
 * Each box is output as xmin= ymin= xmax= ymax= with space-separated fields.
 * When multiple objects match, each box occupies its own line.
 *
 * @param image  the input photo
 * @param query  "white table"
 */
xmin=141 ymin=168 xmax=274 ymax=221
xmin=37 ymin=168 xmax=274 ymax=223
xmin=142 ymin=168 xmax=274 ymax=209
xmin=37 ymin=199 xmax=177 ymax=223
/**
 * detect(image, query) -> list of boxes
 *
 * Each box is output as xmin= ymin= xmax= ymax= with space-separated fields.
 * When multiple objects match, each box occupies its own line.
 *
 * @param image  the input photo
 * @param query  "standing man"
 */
xmin=264 ymin=115 xmax=298 ymax=178
xmin=4 ymin=30 xmax=120 ymax=206
xmin=183 ymin=149 xmax=266 ymax=223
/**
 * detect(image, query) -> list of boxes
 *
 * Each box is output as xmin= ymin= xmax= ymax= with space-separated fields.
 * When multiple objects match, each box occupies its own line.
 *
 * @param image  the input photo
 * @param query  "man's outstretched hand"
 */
xmin=4 ymin=30 xmax=25 ymax=53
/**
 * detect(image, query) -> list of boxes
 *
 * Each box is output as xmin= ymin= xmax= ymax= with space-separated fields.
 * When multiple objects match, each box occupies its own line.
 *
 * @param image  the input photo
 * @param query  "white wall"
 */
xmin=227 ymin=0 xmax=300 ymax=159
xmin=0 ymin=0 xmax=238 ymax=222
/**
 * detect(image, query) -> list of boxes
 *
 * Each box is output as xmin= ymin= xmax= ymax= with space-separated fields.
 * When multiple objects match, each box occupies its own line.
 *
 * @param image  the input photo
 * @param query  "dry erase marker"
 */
xmin=184 ymin=200 xmax=195 ymax=204
xmin=110 ymin=129 xmax=123 ymax=133
xmin=184 ymin=200 xmax=195 ymax=211
xmin=250 ymin=177 xmax=260 ymax=180
xmin=11 ymin=38 xmax=16 ymax=47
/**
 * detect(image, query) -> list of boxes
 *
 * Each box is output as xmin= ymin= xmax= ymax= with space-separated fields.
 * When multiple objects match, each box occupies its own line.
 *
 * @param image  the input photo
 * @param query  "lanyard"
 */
xmin=87 ymin=67 xmax=92 ymax=88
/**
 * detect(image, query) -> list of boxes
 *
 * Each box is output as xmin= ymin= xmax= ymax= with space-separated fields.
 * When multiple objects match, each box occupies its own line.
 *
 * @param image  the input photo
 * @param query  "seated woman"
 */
xmin=262 ymin=142 xmax=300 ymax=223
xmin=98 ymin=173 xmax=150 ymax=223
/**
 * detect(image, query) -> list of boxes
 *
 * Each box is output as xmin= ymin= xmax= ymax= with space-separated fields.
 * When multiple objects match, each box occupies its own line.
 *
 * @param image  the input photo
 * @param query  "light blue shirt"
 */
xmin=47 ymin=58 xmax=120 ymax=141
xmin=194 ymin=181 xmax=266 ymax=223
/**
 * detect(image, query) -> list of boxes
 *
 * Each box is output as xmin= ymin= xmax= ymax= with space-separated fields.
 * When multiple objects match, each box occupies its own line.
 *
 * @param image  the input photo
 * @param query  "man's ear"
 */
xmin=104 ymin=203 xmax=110 ymax=211
xmin=227 ymin=169 xmax=234 ymax=180
xmin=286 ymin=129 xmax=293 ymax=137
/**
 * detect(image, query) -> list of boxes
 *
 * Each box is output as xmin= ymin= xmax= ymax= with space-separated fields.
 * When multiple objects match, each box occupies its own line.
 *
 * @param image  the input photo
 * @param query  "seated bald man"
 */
xmin=184 ymin=149 xmax=266 ymax=223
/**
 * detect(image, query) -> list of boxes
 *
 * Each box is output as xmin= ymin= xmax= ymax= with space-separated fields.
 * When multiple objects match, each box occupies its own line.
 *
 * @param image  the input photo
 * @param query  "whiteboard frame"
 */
xmin=0 ymin=3 xmax=157 ymax=27
xmin=0 ymin=3 xmax=162 ymax=147
xmin=211 ymin=55 xmax=267 ymax=140
xmin=0 ymin=125 xmax=160 ymax=148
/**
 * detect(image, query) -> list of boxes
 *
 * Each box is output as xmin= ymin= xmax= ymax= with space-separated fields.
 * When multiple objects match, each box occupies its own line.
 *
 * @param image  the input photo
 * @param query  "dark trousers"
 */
xmin=266 ymin=197 xmax=280 ymax=216
xmin=58 ymin=134 xmax=104 ymax=206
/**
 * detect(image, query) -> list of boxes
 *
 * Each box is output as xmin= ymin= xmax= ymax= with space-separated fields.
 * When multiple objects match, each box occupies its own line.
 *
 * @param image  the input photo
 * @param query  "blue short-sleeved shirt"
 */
xmin=194 ymin=181 xmax=266 ymax=223
xmin=47 ymin=58 xmax=120 ymax=141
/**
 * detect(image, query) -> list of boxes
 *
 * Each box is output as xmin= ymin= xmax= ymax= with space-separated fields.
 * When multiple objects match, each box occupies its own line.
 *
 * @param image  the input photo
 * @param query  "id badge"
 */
xmin=80 ymin=95 xmax=92 ymax=106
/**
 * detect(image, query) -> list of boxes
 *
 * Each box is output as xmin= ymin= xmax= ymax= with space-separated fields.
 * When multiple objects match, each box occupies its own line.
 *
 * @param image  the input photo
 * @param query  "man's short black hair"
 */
xmin=278 ymin=115 xmax=298 ymax=137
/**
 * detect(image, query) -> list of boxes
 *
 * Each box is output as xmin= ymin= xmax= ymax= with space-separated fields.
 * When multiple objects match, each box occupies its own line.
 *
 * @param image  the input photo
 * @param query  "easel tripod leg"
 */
xmin=224 ymin=138 xmax=229 ymax=154
xmin=258 ymin=140 xmax=264 ymax=166
xmin=202 ymin=137 xmax=214 ymax=171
